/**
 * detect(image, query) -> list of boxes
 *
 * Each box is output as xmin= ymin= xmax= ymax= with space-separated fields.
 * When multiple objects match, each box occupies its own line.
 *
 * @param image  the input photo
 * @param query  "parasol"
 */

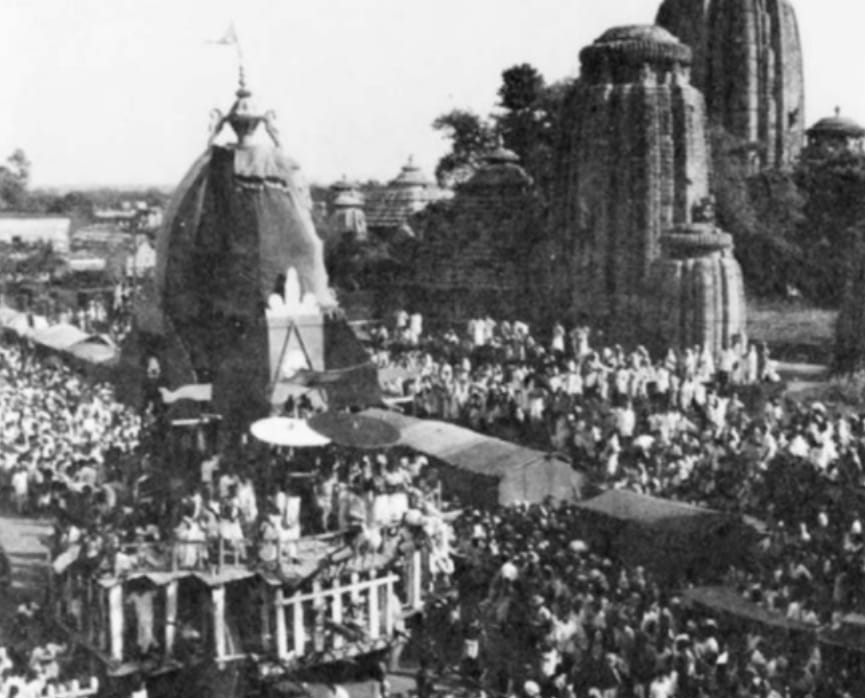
xmin=250 ymin=417 xmax=331 ymax=448
xmin=307 ymin=411 xmax=400 ymax=449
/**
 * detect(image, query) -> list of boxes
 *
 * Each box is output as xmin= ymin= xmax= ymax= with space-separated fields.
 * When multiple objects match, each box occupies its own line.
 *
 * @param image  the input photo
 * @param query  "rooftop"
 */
xmin=581 ymin=23 xmax=693 ymax=71
xmin=807 ymin=108 xmax=865 ymax=138
xmin=366 ymin=157 xmax=449 ymax=229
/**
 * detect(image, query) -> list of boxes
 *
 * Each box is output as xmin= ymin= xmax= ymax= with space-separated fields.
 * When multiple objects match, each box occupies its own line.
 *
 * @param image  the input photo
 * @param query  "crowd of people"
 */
xmin=0 ymin=341 xmax=142 ymax=518
xmin=373 ymin=318 xmax=778 ymax=456
xmin=0 ymin=640 xmax=98 ymax=698
xmin=4 ymin=304 xmax=865 ymax=696
xmin=412 ymin=499 xmax=850 ymax=698
xmin=1 ymin=277 xmax=139 ymax=349
xmin=369 ymin=317 xmax=865 ymax=696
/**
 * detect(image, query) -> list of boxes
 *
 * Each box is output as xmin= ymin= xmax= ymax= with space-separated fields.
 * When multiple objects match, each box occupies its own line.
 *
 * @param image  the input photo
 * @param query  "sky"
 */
xmin=0 ymin=0 xmax=862 ymax=190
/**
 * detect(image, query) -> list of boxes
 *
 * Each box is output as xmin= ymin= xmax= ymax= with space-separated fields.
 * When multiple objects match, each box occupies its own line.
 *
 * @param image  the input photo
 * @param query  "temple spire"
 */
xmin=206 ymin=24 xmax=280 ymax=148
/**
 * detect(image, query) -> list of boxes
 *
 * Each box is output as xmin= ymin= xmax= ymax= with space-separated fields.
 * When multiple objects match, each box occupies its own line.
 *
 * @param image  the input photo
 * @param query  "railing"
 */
xmin=109 ymin=531 xmax=345 ymax=576
xmin=272 ymin=570 xmax=399 ymax=661
xmin=39 ymin=678 xmax=99 ymax=698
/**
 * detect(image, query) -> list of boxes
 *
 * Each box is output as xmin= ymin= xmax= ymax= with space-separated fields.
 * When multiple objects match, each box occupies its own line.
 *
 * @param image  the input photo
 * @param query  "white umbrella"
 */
xmin=250 ymin=417 xmax=331 ymax=448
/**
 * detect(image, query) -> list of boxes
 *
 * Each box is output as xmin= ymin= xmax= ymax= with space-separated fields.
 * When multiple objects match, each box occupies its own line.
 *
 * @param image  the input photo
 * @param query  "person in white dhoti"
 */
xmin=174 ymin=512 xmax=205 ymax=569
xmin=219 ymin=502 xmax=246 ymax=562
xmin=259 ymin=513 xmax=280 ymax=566
xmin=277 ymin=496 xmax=302 ymax=562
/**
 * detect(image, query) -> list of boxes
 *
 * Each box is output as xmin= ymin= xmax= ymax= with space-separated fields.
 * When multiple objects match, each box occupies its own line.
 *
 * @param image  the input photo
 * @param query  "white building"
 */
xmin=0 ymin=216 xmax=71 ymax=253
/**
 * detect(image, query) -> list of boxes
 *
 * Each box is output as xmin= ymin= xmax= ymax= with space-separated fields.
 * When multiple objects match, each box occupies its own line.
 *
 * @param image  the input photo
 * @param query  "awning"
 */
xmin=158 ymin=384 xmax=213 ymax=404
xmin=683 ymin=586 xmax=817 ymax=634
xmin=67 ymin=339 xmax=119 ymax=365
xmin=576 ymin=489 xmax=728 ymax=529
xmin=362 ymin=408 xmax=584 ymax=505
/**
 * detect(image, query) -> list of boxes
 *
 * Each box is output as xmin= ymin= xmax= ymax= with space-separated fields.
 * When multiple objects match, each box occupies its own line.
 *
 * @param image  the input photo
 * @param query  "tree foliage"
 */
xmin=433 ymin=64 xmax=566 ymax=199
xmin=432 ymin=110 xmax=496 ymax=188
xmin=794 ymin=150 xmax=865 ymax=305
xmin=0 ymin=149 xmax=31 ymax=210
xmin=710 ymin=127 xmax=817 ymax=300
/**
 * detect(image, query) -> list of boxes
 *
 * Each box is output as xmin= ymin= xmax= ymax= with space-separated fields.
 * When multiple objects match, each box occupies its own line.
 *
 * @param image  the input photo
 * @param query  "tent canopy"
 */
xmin=575 ymin=489 xmax=754 ymax=579
xmin=683 ymin=586 xmax=816 ymax=635
xmin=363 ymin=407 xmax=584 ymax=505
xmin=31 ymin=323 xmax=90 ymax=351
xmin=576 ymin=489 xmax=729 ymax=530
xmin=67 ymin=339 xmax=119 ymax=366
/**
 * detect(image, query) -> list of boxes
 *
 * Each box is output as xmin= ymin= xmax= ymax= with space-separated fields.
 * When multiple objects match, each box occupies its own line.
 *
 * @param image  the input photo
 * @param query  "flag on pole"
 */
xmin=208 ymin=22 xmax=238 ymax=46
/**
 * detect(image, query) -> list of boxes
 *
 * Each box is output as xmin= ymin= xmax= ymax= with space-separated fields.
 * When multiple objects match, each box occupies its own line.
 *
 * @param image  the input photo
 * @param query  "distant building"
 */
xmin=399 ymin=143 xmax=542 ymax=323
xmin=72 ymin=224 xmax=133 ymax=251
xmin=126 ymin=238 xmax=157 ymax=277
xmin=0 ymin=215 xmax=71 ymax=253
xmin=365 ymin=157 xmax=450 ymax=235
xmin=326 ymin=181 xmax=368 ymax=243
xmin=93 ymin=201 xmax=163 ymax=230
xmin=805 ymin=108 xmax=865 ymax=158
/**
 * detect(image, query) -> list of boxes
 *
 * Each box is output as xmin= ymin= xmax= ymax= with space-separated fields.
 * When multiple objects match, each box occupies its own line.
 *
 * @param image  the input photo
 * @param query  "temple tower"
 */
xmin=553 ymin=25 xmax=710 ymax=331
xmin=643 ymin=223 xmax=747 ymax=357
xmin=656 ymin=0 xmax=805 ymax=171
xmin=326 ymin=178 xmax=368 ymax=242
xmin=553 ymin=24 xmax=747 ymax=356
xmin=404 ymin=143 xmax=540 ymax=324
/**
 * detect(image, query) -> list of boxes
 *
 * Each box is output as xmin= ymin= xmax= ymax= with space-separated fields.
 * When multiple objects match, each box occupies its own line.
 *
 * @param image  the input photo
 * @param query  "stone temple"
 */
xmin=399 ymin=143 xmax=542 ymax=323
xmin=552 ymin=25 xmax=746 ymax=357
xmin=656 ymin=0 xmax=805 ymax=171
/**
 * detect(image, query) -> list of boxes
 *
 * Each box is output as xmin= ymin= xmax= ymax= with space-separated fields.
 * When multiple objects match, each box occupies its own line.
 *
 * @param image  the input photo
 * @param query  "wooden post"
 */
xmin=293 ymin=597 xmax=305 ymax=656
xmin=312 ymin=580 xmax=324 ymax=652
xmin=213 ymin=586 xmax=226 ymax=661
xmin=410 ymin=551 xmax=422 ymax=610
xmin=368 ymin=573 xmax=379 ymax=639
xmin=108 ymin=584 xmax=124 ymax=662
xmin=350 ymin=573 xmax=361 ymax=604
xmin=275 ymin=588 xmax=287 ymax=659
xmin=384 ymin=578 xmax=394 ymax=636
xmin=165 ymin=580 xmax=178 ymax=658
xmin=331 ymin=578 xmax=343 ymax=649
xmin=260 ymin=588 xmax=272 ymax=653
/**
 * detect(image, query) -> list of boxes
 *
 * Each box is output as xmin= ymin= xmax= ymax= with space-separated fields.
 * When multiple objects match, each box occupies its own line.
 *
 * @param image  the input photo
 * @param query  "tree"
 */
xmin=432 ymin=64 xmax=566 ymax=198
xmin=497 ymin=63 xmax=545 ymax=112
xmin=496 ymin=70 xmax=568 ymax=203
xmin=432 ymin=110 xmax=496 ymax=187
xmin=795 ymin=150 xmax=865 ymax=305
xmin=710 ymin=127 xmax=805 ymax=298
xmin=0 ymin=149 xmax=30 ymax=210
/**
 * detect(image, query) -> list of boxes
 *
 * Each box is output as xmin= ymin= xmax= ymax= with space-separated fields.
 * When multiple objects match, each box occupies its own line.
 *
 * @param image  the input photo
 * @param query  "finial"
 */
xmin=836 ymin=106 xmax=841 ymax=117
xmin=238 ymin=62 xmax=247 ymax=95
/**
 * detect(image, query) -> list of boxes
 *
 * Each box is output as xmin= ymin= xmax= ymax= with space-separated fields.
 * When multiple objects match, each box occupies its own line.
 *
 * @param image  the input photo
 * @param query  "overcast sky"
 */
xmin=0 ymin=0 xmax=860 ymax=189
